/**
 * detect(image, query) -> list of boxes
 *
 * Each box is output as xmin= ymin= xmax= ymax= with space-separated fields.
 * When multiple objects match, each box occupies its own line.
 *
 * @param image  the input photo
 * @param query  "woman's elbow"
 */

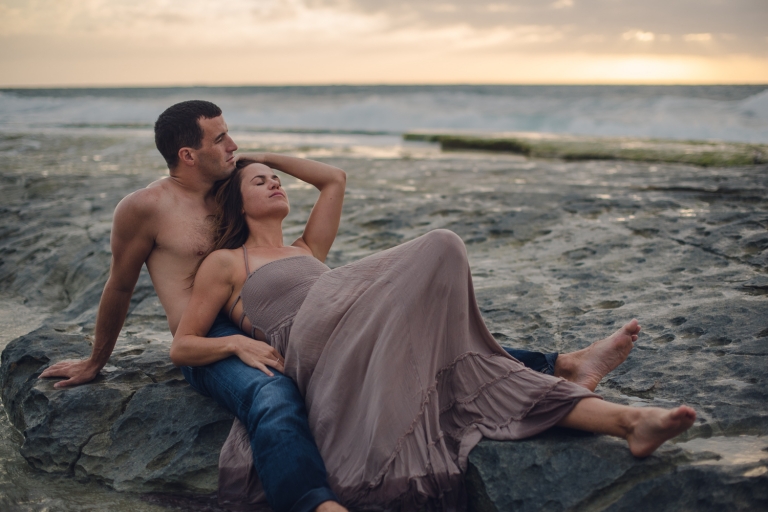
xmin=334 ymin=169 xmax=346 ymax=194
xmin=332 ymin=168 xmax=346 ymax=186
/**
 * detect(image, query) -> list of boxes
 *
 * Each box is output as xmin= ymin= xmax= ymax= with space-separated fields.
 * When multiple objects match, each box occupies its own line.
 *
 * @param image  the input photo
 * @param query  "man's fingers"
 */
xmin=39 ymin=359 xmax=89 ymax=378
xmin=39 ymin=364 xmax=72 ymax=378
xmin=53 ymin=377 xmax=79 ymax=389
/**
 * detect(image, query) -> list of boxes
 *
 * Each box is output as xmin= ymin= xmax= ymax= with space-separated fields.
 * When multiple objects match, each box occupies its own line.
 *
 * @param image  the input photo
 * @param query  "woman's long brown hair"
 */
xmin=190 ymin=158 xmax=258 ymax=282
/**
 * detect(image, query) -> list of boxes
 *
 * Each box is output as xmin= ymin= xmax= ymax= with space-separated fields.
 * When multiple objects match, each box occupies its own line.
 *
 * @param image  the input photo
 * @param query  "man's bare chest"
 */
xmin=155 ymin=209 xmax=215 ymax=260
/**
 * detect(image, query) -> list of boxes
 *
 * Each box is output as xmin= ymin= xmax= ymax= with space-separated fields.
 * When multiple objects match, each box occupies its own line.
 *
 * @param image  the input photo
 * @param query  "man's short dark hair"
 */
xmin=154 ymin=100 xmax=223 ymax=168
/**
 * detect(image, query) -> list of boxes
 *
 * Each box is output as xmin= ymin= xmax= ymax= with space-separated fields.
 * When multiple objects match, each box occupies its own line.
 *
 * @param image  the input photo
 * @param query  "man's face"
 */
xmin=193 ymin=115 xmax=238 ymax=180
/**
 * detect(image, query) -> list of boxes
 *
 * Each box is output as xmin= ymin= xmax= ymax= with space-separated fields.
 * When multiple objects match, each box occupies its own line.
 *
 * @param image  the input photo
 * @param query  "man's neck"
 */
xmin=167 ymin=167 xmax=217 ymax=198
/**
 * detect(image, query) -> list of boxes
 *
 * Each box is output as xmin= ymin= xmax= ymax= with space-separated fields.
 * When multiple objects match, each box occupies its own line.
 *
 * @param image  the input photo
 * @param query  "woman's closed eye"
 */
xmin=252 ymin=175 xmax=280 ymax=186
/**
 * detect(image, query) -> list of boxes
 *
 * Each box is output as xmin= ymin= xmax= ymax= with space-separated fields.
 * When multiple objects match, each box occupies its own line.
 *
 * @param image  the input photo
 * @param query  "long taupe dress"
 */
xmin=218 ymin=230 xmax=597 ymax=511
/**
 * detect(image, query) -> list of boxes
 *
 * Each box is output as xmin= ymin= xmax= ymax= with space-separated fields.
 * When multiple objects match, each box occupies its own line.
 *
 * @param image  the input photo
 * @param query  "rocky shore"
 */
xmin=1 ymin=130 xmax=767 ymax=510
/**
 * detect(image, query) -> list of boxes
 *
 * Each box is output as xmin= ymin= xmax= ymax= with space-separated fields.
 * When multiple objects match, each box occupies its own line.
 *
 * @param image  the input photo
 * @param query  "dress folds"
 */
xmin=219 ymin=229 xmax=597 ymax=510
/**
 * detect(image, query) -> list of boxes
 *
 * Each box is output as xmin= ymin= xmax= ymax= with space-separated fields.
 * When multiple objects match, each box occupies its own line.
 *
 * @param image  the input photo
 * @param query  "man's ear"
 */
xmin=178 ymin=148 xmax=195 ymax=167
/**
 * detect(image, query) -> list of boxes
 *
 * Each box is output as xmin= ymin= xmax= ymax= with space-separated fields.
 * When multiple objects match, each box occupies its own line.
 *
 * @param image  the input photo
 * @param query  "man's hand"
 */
xmin=39 ymin=358 xmax=102 ymax=389
xmin=234 ymin=336 xmax=285 ymax=377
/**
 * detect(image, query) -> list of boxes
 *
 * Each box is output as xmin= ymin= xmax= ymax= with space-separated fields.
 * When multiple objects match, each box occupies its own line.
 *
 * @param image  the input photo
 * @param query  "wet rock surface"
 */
xmin=0 ymin=328 xmax=233 ymax=493
xmin=466 ymin=432 xmax=768 ymax=512
xmin=1 ymin=132 xmax=767 ymax=509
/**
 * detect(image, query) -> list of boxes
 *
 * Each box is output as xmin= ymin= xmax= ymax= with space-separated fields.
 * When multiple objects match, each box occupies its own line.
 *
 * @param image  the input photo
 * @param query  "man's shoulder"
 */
xmin=114 ymin=178 xmax=174 ymax=220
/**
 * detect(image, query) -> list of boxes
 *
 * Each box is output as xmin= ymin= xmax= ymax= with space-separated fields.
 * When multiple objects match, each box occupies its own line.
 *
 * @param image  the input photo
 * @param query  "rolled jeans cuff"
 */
xmin=543 ymin=352 xmax=558 ymax=376
xmin=502 ymin=347 xmax=558 ymax=375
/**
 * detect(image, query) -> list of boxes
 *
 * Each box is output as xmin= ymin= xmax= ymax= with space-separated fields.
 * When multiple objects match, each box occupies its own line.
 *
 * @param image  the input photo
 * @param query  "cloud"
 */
xmin=1 ymin=0 xmax=765 ymax=55
xmin=305 ymin=0 xmax=767 ymax=54
xmin=551 ymin=0 xmax=574 ymax=9
xmin=485 ymin=3 xmax=518 ymax=13
xmin=684 ymin=33 xmax=713 ymax=42
xmin=1 ymin=0 xmax=767 ymax=85
xmin=623 ymin=30 xmax=655 ymax=43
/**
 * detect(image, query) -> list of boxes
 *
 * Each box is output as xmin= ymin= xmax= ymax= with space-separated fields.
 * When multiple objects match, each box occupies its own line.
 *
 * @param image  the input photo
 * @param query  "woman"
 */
xmin=171 ymin=154 xmax=695 ymax=509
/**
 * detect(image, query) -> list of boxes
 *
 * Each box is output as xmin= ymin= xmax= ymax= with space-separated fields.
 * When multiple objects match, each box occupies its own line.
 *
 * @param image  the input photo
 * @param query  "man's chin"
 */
xmin=222 ymin=162 xmax=236 ymax=176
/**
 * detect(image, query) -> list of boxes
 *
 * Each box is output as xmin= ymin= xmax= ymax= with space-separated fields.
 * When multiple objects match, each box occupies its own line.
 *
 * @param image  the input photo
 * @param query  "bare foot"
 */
xmin=555 ymin=319 xmax=641 ymax=391
xmin=316 ymin=501 xmax=348 ymax=512
xmin=626 ymin=406 xmax=696 ymax=457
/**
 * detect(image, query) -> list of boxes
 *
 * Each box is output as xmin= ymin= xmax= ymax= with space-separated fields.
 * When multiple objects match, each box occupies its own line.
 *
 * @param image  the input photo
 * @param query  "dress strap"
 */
xmin=228 ymin=296 xmax=242 ymax=318
xmin=227 ymin=246 xmax=251 ymax=321
xmin=243 ymin=245 xmax=251 ymax=274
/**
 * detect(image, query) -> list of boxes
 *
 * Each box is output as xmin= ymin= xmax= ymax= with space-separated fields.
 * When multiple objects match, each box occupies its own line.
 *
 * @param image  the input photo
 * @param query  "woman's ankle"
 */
xmin=618 ymin=406 xmax=643 ymax=440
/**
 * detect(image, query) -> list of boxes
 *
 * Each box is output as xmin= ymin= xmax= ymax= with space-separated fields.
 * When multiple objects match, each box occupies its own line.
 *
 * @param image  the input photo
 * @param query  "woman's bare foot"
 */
xmin=316 ymin=501 xmax=348 ymax=512
xmin=555 ymin=319 xmax=641 ymax=391
xmin=626 ymin=406 xmax=697 ymax=457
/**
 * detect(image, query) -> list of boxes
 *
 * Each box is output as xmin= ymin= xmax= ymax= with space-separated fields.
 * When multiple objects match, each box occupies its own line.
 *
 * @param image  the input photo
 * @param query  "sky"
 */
xmin=1 ymin=0 xmax=766 ymax=86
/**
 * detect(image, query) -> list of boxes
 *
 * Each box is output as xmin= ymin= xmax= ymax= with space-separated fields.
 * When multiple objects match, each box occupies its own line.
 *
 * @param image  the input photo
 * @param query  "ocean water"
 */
xmin=1 ymin=85 xmax=767 ymax=148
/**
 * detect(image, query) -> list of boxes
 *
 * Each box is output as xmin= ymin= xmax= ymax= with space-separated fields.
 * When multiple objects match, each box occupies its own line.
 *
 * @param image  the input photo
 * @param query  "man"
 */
xmin=40 ymin=100 xmax=638 ymax=511
xmin=41 ymin=100 xmax=344 ymax=512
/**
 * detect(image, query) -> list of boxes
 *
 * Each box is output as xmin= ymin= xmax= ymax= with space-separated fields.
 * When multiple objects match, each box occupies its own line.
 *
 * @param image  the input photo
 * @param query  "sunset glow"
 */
xmin=1 ymin=0 xmax=766 ymax=86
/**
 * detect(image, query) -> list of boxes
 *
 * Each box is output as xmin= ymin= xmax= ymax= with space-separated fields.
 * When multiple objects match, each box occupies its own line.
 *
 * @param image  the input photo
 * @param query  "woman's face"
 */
xmin=239 ymin=163 xmax=290 ymax=220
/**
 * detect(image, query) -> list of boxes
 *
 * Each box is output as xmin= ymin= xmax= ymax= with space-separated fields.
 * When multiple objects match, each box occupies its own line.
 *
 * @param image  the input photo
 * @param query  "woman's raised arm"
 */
xmin=237 ymin=152 xmax=345 ymax=261
xmin=170 ymin=250 xmax=284 ymax=376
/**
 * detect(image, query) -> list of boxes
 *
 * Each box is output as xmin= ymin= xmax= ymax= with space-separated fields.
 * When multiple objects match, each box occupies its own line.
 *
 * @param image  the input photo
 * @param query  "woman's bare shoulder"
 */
xmin=197 ymin=248 xmax=243 ymax=280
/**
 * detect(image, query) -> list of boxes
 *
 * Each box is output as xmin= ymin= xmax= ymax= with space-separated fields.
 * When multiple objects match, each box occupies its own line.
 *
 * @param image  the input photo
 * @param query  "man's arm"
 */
xmin=39 ymin=191 xmax=156 ymax=388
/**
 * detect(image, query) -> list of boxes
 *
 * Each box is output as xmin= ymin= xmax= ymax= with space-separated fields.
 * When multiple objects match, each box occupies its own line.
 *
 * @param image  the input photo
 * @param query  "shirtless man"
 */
xmin=40 ymin=100 xmax=345 ymax=512
xmin=39 ymin=100 xmax=639 ymax=511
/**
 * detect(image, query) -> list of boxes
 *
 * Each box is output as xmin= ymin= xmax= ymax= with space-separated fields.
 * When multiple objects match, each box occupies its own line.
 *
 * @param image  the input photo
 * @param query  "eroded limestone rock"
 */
xmin=466 ymin=431 xmax=768 ymax=512
xmin=1 ymin=147 xmax=766 ymax=508
xmin=0 ymin=329 xmax=232 ymax=494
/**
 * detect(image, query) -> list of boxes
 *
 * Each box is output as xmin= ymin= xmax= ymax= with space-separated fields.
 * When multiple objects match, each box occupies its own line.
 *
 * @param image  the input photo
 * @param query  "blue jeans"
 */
xmin=504 ymin=347 xmax=558 ymax=375
xmin=181 ymin=314 xmax=338 ymax=512
xmin=181 ymin=314 xmax=558 ymax=511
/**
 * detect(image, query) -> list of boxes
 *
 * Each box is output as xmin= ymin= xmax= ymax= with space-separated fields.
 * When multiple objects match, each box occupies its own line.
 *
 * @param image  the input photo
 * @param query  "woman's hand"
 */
xmin=236 ymin=152 xmax=346 ymax=262
xmin=236 ymin=152 xmax=268 ymax=165
xmin=233 ymin=335 xmax=285 ymax=376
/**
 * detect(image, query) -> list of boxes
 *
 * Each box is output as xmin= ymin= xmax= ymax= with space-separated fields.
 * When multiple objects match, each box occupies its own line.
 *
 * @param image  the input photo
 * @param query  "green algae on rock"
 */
xmin=404 ymin=131 xmax=768 ymax=167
